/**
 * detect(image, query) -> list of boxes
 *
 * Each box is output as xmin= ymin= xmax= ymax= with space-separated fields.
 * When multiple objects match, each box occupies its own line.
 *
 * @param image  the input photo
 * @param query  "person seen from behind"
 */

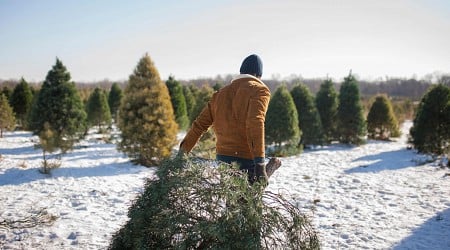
xmin=179 ymin=54 xmax=271 ymax=185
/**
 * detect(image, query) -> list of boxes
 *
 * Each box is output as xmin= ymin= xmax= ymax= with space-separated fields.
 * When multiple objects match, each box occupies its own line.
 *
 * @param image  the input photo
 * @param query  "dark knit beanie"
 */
xmin=239 ymin=54 xmax=263 ymax=77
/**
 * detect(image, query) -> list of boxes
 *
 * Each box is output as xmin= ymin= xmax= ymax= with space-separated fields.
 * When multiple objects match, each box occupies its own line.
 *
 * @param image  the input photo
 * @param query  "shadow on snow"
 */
xmin=1 ymin=131 xmax=34 ymax=139
xmin=0 ymin=145 xmax=37 ymax=157
xmin=1 ymin=144 xmax=125 ymax=164
xmin=0 ymin=162 xmax=148 ymax=186
xmin=393 ymin=207 xmax=450 ymax=250
xmin=345 ymin=148 xmax=416 ymax=174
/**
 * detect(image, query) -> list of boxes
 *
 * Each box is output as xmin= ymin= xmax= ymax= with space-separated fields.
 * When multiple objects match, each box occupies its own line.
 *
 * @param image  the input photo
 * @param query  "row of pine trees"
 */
xmin=265 ymin=74 xmax=400 ymax=156
xmin=264 ymin=73 xmax=449 ymax=157
xmin=0 ymin=54 xmax=449 ymax=167
xmin=0 ymin=68 xmax=123 ymax=137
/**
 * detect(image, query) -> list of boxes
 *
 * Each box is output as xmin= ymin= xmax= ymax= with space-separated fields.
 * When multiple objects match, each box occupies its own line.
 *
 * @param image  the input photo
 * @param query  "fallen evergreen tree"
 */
xmin=109 ymin=156 xmax=319 ymax=249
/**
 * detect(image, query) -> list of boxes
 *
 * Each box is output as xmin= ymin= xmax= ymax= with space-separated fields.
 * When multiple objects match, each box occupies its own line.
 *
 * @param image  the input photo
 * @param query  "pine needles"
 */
xmin=109 ymin=157 xmax=319 ymax=249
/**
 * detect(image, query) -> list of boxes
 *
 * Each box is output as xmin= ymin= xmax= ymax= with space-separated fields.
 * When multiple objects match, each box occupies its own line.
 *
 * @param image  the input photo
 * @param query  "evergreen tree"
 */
xmin=290 ymin=84 xmax=324 ymax=146
xmin=315 ymin=79 xmax=338 ymax=143
xmin=9 ymin=77 xmax=33 ymax=129
xmin=189 ymin=85 xmax=214 ymax=125
xmin=213 ymin=82 xmax=224 ymax=91
xmin=367 ymin=94 xmax=400 ymax=140
xmin=187 ymin=85 xmax=216 ymax=158
xmin=109 ymin=157 xmax=319 ymax=249
xmin=108 ymin=83 xmax=123 ymax=122
xmin=166 ymin=76 xmax=189 ymax=130
xmin=265 ymin=85 xmax=300 ymax=154
xmin=337 ymin=73 xmax=366 ymax=145
xmin=118 ymin=54 xmax=178 ymax=166
xmin=188 ymin=84 xmax=201 ymax=99
xmin=39 ymin=122 xmax=61 ymax=173
xmin=183 ymin=85 xmax=196 ymax=121
xmin=445 ymin=102 xmax=450 ymax=159
xmin=28 ymin=58 xmax=87 ymax=152
xmin=87 ymin=87 xmax=112 ymax=131
xmin=410 ymin=84 xmax=450 ymax=155
xmin=0 ymin=93 xmax=15 ymax=138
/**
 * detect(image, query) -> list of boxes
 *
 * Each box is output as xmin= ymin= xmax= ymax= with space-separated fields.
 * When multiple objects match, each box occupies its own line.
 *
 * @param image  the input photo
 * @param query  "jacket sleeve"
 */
xmin=246 ymin=86 xmax=271 ymax=159
xmin=180 ymin=101 xmax=214 ymax=153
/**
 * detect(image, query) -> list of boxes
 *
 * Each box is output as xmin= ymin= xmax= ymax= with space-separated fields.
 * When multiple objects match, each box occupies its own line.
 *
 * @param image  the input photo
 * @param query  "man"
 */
xmin=179 ymin=54 xmax=271 ymax=184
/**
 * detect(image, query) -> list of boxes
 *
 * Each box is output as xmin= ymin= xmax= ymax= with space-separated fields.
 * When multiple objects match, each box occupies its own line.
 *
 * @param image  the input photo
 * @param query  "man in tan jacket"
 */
xmin=180 ymin=54 xmax=271 ymax=184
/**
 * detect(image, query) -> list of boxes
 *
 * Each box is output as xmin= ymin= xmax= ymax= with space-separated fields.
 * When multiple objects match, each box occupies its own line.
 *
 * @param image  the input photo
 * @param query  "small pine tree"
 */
xmin=166 ymin=76 xmax=189 ymax=130
xmin=315 ymin=79 xmax=338 ymax=143
xmin=9 ymin=78 xmax=33 ymax=129
xmin=189 ymin=85 xmax=214 ymax=125
xmin=410 ymin=84 xmax=450 ymax=155
xmin=108 ymin=83 xmax=123 ymax=122
xmin=28 ymin=58 xmax=87 ymax=153
xmin=265 ymin=85 xmax=300 ymax=155
xmin=87 ymin=87 xmax=112 ymax=132
xmin=290 ymin=84 xmax=324 ymax=146
xmin=0 ymin=93 xmax=15 ymax=138
xmin=118 ymin=54 xmax=178 ymax=166
xmin=367 ymin=94 xmax=400 ymax=140
xmin=337 ymin=73 xmax=366 ymax=145
xmin=188 ymin=85 xmax=215 ymax=158
xmin=182 ymin=85 xmax=196 ymax=121
xmin=188 ymin=85 xmax=202 ymax=117
xmin=38 ymin=122 xmax=61 ymax=174
xmin=39 ymin=122 xmax=58 ymax=156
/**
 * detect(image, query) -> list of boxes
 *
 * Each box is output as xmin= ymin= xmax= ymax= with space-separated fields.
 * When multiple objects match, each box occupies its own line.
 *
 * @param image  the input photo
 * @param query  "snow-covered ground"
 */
xmin=0 ymin=122 xmax=449 ymax=249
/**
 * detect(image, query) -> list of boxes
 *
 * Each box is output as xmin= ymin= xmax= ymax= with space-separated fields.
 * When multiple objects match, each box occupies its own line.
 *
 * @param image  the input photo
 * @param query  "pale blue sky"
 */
xmin=1 ymin=0 xmax=449 ymax=82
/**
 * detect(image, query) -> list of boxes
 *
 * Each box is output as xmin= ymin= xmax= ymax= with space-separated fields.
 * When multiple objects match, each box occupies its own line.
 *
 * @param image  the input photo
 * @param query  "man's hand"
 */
xmin=254 ymin=157 xmax=268 ymax=185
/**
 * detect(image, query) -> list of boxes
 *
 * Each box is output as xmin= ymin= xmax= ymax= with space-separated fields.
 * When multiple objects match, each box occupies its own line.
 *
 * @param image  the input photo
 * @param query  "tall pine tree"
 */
xmin=108 ymin=83 xmax=123 ymax=122
xmin=337 ymin=73 xmax=366 ymax=145
xmin=410 ymin=84 xmax=450 ymax=154
xmin=118 ymin=54 xmax=178 ymax=166
xmin=290 ymin=84 xmax=324 ymax=146
xmin=87 ymin=87 xmax=112 ymax=132
xmin=367 ymin=94 xmax=400 ymax=140
xmin=315 ymin=79 xmax=338 ymax=143
xmin=0 ymin=93 xmax=15 ymax=138
xmin=28 ymin=58 xmax=87 ymax=152
xmin=166 ymin=76 xmax=189 ymax=131
xmin=265 ymin=85 xmax=300 ymax=155
xmin=9 ymin=77 xmax=33 ymax=129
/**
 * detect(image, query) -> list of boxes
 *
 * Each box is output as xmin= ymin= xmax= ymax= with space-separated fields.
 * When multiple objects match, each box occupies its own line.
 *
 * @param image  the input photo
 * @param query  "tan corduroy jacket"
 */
xmin=180 ymin=74 xmax=271 ymax=160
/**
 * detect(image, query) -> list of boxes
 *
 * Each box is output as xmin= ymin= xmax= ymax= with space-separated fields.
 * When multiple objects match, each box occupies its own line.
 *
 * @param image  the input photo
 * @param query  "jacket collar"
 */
xmin=231 ymin=74 xmax=262 ymax=83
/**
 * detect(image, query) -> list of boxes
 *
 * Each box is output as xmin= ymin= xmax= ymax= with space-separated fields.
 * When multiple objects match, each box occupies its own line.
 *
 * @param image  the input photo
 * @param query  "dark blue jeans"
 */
xmin=216 ymin=154 xmax=256 ymax=181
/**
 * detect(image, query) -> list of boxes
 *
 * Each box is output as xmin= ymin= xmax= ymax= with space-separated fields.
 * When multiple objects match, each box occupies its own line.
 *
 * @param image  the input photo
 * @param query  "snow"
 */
xmin=1 ymin=122 xmax=449 ymax=249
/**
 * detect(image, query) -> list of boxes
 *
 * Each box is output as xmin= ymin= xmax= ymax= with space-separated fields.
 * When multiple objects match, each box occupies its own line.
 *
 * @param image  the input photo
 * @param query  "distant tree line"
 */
xmin=3 ymin=72 xmax=449 ymax=102
xmin=176 ymin=73 xmax=450 ymax=101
